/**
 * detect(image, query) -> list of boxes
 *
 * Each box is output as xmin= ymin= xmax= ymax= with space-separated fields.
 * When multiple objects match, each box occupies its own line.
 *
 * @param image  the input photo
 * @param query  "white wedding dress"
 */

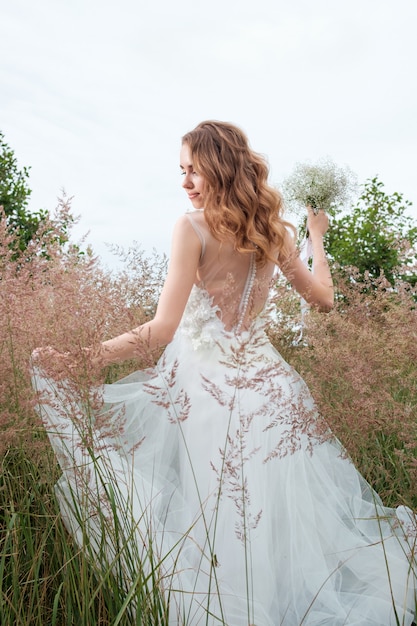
xmin=33 ymin=210 xmax=416 ymax=625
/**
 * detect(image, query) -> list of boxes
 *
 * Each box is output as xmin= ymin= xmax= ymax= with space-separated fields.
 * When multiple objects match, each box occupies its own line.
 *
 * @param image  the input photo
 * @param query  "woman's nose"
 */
xmin=182 ymin=173 xmax=193 ymax=189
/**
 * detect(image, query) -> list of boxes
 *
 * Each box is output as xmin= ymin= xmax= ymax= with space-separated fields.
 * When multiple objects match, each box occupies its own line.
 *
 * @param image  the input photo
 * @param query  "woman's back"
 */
xmin=186 ymin=209 xmax=276 ymax=332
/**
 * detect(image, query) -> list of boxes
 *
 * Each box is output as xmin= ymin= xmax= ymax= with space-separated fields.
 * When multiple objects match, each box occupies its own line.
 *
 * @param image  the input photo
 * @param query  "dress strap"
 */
xmin=186 ymin=212 xmax=206 ymax=259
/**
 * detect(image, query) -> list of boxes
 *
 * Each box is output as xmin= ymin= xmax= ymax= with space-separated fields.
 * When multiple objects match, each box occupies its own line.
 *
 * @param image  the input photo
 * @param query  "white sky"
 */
xmin=1 ymin=0 xmax=416 ymax=269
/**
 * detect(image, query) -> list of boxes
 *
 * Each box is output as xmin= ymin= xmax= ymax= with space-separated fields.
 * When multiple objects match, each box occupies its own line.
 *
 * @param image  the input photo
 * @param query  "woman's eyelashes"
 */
xmin=180 ymin=167 xmax=198 ymax=177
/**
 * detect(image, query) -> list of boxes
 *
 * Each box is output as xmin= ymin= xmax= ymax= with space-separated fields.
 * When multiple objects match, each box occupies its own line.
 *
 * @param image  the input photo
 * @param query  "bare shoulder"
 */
xmin=174 ymin=210 xmax=204 ymax=228
xmin=274 ymin=227 xmax=297 ymax=268
xmin=182 ymin=210 xmax=210 ymax=242
xmin=174 ymin=212 xmax=201 ymax=233
xmin=184 ymin=209 xmax=206 ymax=225
xmin=170 ymin=213 xmax=203 ymax=256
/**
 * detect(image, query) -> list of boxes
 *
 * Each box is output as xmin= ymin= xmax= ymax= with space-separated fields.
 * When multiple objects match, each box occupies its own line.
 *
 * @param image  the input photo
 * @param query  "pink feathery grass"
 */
xmin=268 ymin=267 xmax=417 ymax=508
xmin=0 ymin=197 xmax=166 ymax=455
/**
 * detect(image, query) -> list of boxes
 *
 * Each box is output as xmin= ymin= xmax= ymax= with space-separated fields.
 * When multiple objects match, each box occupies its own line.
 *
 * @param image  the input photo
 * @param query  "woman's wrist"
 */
xmin=81 ymin=345 xmax=107 ymax=368
xmin=308 ymin=228 xmax=325 ymax=242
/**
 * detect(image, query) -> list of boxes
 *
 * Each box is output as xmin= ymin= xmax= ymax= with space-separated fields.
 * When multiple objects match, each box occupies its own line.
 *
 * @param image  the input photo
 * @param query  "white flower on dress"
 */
xmin=179 ymin=286 xmax=224 ymax=350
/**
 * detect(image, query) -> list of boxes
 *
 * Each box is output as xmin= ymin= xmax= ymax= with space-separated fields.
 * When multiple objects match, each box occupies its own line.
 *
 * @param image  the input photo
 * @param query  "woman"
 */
xmin=33 ymin=121 xmax=416 ymax=625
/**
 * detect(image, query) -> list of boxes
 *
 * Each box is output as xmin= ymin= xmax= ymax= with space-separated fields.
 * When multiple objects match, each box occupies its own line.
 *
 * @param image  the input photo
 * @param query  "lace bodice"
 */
xmin=178 ymin=285 xmax=267 ymax=351
xmin=178 ymin=285 xmax=225 ymax=350
xmin=184 ymin=210 xmax=275 ymax=337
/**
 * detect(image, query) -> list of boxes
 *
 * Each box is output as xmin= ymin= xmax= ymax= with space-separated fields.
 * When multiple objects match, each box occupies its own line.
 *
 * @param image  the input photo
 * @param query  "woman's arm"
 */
xmin=96 ymin=214 xmax=202 ymax=365
xmin=278 ymin=208 xmax=334 ymax=312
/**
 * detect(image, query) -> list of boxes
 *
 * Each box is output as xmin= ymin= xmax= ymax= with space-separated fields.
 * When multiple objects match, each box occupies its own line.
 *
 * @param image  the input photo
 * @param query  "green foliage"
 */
xmin=0 ymin=131 xmax=31 ymax=215
xmin=0 ymin=130 xmax=47 ymax=251
xmin=326 ymin=177 xmax=417 ymax=285
xmin=0 ymin=130 xmax=75 ymax=254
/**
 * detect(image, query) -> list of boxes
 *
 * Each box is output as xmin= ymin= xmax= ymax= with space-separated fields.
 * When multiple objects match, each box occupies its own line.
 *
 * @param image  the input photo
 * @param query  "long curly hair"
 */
xmin=182 ymin=120 xmax=295 ymax=266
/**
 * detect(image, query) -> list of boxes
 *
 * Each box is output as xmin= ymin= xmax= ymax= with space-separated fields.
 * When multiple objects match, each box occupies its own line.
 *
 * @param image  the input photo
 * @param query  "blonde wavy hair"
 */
xmin=182 ymin=120 xmax=295 ymax=266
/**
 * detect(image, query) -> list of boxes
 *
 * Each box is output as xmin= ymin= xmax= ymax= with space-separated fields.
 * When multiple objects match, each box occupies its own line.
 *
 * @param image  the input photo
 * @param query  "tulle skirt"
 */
xmin=33 ymin=323 xmax=417 ymax=625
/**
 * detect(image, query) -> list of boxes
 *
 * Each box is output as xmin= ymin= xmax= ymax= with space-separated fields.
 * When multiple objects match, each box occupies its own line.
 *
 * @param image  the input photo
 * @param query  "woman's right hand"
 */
xmin=306 ymin=207 xmax=329 ymax=238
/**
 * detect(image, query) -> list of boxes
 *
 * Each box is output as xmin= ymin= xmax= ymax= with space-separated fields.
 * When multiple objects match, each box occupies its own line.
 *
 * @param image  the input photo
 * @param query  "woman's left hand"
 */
xmin=31 ymin=347 xmax=77 ymax=379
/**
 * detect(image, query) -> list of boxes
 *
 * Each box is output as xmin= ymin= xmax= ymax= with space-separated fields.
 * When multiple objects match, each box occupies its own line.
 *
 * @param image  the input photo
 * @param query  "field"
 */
xmin=1 ymin=204 xmax=417 ymax=624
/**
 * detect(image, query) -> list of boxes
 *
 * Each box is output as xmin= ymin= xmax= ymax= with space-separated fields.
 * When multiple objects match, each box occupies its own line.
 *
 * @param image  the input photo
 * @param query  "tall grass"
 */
xmin=1 ymin=200 xmax=416 ymax=623
xmin=0 ymin=200 xmax=169 ymax=624
xmin=268 ymin=268 xmax=417 ymax=509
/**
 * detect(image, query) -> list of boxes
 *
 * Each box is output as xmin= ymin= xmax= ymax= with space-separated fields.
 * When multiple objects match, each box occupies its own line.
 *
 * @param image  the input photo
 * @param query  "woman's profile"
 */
xmin=33 ymin=121 xmax=417 ymax=625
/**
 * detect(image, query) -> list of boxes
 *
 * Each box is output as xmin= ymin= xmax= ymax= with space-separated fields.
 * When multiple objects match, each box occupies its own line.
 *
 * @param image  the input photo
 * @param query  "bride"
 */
xmin=33 ymin=121 xmax=416 ymax=625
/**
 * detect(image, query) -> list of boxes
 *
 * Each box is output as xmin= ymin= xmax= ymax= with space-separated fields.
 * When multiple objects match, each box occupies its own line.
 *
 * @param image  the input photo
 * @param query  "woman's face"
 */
xmin=180 ymin=143 xmax=206 ymax=210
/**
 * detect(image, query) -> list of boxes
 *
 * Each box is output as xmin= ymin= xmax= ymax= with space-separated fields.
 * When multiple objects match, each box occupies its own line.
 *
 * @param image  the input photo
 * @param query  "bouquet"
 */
xmin=281 ymin=158 xmax=357 ymax=341
xmin=282 ymin=158 xmax=357 ymax=219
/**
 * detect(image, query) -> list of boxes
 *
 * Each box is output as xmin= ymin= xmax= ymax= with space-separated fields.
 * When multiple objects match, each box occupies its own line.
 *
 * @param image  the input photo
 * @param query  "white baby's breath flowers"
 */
xmin=282 ymin=158 xmax=358 ymax=218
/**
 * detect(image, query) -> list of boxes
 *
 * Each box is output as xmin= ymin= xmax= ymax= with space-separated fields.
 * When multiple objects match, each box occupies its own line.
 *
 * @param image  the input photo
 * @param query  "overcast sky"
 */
xmin=1 ymin=0 xmax=416 ymax=269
